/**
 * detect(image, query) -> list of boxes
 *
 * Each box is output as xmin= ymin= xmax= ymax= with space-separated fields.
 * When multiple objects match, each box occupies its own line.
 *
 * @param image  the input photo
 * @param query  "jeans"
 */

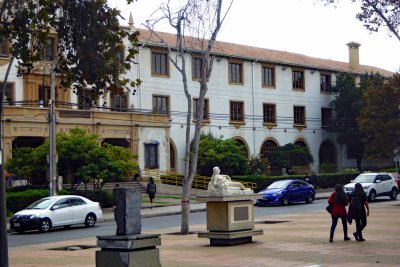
xmin=330 ymin=215 xmax=348 ymax=239
xmin=354 ymin=214 xmax=367 ymax=238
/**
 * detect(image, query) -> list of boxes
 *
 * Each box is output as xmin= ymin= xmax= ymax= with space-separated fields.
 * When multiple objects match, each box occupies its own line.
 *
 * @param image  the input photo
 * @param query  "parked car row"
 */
xmin=10 ymin=195 xmax=102 ymax=233
xmin=255 ymin=172 xmax=399 ymax=207
xmin=343 ymin=172 xmax=398 ymax=202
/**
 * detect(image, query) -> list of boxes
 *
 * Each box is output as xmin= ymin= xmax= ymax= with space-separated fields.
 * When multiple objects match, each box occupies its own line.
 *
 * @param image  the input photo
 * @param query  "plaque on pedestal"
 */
xmin=197 ymin=194 xmax=263 ymax=246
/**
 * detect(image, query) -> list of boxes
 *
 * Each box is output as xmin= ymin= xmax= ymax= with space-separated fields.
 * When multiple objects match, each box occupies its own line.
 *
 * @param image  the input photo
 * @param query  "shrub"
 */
xmin=6 ymin=189 xmax=49 ymax=213
xmin=70 ymin=190 xmax=115 ymax=208
xmin=319 ymin=162 xmax=338 ymax=173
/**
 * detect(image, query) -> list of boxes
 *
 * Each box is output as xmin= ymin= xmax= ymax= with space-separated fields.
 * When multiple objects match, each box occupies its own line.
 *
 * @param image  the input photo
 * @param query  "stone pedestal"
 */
xmin=96 ymin=234 xmax=161 ymax=267
xmin=96 ymin=188 xmax=161 ymax=267
xmin=197 ymin=194 xmax=263 ymax=246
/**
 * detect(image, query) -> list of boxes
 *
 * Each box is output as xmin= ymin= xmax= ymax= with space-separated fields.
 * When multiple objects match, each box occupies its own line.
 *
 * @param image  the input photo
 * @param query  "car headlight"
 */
xmin=273 ymin=192 xmax=282 ymax=197
xmin=29 ymin=214 xmax=37 ymax=219
xmin=363 ymin=185 xmax=370 ymax=190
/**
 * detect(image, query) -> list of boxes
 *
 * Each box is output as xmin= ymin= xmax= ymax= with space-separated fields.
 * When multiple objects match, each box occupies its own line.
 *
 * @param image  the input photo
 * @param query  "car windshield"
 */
xmin=26 ymin=198 xmax=54 ymax=209
xmin=353 ymin=174 xmax=376 ymax=183
xmin=267 ymin=180 xmax=291 ymax=189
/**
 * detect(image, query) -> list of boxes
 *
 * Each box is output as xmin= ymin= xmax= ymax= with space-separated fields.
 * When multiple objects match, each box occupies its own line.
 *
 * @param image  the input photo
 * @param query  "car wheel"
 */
xmin=39 ymin=218 xmax=51 ymax=232
xmin=85 ymin=214 xmax=96 ymax=227
xmin=390 ymin=188 xmax=398 ymax=200
xmin=281 ymin=196 xmax=289 ymax=206
xmin=369 ymin=190 xmax=377 ymax=202
xmin=305 ymin=194 xmax=313 ymax=203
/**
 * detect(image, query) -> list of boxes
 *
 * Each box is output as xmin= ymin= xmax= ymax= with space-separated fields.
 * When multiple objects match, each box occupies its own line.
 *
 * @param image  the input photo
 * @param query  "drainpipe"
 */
xmin=251 ymin=61 xmax=257 ymax=157
xmin=137 ymin=45 xmax=145 ymax=111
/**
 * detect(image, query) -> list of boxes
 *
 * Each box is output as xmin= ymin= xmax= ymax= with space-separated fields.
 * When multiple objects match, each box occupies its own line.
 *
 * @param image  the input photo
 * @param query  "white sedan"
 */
xmin=10 ymin=195 xmax=102 ymax=233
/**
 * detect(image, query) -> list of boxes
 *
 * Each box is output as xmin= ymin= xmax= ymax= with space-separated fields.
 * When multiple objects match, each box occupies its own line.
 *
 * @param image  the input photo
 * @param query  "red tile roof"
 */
xmin=137 ymin=28 xmax=393 ymax=77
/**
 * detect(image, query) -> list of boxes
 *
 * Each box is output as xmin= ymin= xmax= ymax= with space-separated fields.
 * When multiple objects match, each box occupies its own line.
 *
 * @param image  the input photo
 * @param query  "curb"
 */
xmin=7 ymin=194 xmax=330 ymax=233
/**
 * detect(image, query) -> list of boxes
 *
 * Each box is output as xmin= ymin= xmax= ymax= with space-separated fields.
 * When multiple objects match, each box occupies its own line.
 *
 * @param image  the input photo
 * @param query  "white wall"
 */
xmin=135 ymin=47 xmax=344 ymax=174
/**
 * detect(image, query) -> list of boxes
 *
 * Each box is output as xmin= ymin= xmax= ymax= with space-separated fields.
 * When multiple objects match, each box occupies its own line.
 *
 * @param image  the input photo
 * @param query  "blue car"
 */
xmin=255 ymin=179 xmax=315 ymax=206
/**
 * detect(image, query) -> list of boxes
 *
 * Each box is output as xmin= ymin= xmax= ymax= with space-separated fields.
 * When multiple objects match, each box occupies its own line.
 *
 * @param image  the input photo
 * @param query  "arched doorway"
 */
xmin=260 ymin=139 xmax=280 ymax=175
xmin=293 ymin=139 xmax=311 ymax=175
xmin=319 ymin=140 xmax=337 ymax=165
xmin=294 ymin=140 xmax=307 ymax=148
xmin=232 ymin=137 xmax=249 ymax=159
xmin=260 ymin=139 xmax=278 ymax=160
xmin=169 ymin=140 xmax=177 ymax=171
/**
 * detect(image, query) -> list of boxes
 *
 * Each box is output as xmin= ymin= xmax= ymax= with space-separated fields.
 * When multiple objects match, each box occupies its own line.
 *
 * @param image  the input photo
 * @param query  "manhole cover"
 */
xmin=48 ymin=245 xmax=97 ymax=251
xmin=256 ymin=220 xmax=290 ymax=224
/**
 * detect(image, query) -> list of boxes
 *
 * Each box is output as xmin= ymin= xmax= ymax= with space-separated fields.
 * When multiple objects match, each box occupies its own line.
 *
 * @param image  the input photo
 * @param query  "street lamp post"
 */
xmin=0 ymin=57 xmax=14 ymax=267
xmin=49 ymin=62 xmax=57 ymax=196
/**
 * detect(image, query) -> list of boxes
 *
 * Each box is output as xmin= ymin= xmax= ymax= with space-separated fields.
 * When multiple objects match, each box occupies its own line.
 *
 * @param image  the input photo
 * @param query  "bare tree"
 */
xmin=144 ymin=0 xmax=232 ymax=234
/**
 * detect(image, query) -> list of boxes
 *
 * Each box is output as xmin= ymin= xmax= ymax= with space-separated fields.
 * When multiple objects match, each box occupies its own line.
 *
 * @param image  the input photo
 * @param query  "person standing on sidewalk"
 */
xmin=328 ymin=184 xmax=351 ymax=242
xmin=349 ymin=182 xmax=369 ymax=241
xmin=146 ymin=177 xmax=157 ymax=208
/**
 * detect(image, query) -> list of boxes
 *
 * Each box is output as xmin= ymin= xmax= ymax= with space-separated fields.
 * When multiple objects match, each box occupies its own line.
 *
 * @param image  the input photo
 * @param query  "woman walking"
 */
xmin=349 ymin=183 xmax=369 ymax=241
xmin=328 ymin=184 xmax=351 ymax=242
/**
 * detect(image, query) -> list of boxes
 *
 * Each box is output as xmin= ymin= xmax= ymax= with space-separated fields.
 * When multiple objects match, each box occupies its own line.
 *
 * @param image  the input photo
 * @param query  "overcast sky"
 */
xmin=109 ymin=0 xmax=400 ymax=73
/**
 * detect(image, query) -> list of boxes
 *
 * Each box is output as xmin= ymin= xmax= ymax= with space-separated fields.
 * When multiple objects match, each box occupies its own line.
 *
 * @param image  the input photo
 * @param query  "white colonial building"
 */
xmin=0 ymin=21 xmax=393 ymax=179
xmin=129 ymin=26 xmax=392 ymax=174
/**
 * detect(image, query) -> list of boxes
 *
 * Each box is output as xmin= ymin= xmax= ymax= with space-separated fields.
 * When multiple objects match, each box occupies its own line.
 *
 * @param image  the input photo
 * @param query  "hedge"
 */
xmin=64 ymin=190 xmax=115 ymax=208
xmin=232 ymin=172 xmax=360 ymax=193
xmin=6 ymin=189 xmax=49 ymax=214
xmin=6 ymin=188 xmax=115 ymax=215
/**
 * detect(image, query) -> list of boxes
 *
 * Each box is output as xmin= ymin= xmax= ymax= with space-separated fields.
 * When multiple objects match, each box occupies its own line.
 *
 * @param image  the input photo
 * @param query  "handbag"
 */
xmin=326 ymin=203 xmax=333 ymax=213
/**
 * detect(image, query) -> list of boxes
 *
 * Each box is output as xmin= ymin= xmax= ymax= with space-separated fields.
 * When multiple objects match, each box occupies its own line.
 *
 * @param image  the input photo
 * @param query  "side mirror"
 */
xmin=350 ymin=180 xmax=353 ymax=182
xmin=51 ymin=205 xmax=60 ymax=210
xmin=375 ymin=179 xmax=381 ymax=183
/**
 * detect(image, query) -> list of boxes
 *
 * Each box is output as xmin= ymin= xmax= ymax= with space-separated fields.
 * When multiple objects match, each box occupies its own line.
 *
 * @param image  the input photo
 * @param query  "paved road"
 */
xmin=8 ymin=199 xmax=328 ymax=247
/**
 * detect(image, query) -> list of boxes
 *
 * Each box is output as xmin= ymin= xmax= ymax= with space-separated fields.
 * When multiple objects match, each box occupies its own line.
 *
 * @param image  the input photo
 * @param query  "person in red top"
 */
xmin=328 ymin=184 xmax=351 ymax=242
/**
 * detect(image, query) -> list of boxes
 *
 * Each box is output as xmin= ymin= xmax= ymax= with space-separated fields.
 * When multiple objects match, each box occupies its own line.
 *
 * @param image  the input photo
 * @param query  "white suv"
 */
xmin=344 ymin=172 xmax=398 ymax=202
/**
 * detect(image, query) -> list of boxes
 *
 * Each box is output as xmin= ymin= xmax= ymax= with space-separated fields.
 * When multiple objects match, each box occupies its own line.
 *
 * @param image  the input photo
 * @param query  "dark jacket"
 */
xmin=349 ymin=193 xmax=367 ymax=219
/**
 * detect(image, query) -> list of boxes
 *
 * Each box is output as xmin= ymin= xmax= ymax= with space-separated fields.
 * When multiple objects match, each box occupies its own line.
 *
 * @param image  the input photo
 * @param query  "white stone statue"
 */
xmin=207 ymin=166 xmax=253 ymax=196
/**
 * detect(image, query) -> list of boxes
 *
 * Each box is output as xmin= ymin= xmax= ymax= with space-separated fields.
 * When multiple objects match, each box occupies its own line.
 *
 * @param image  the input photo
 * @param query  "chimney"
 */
xmin=346 ymin=41 xmax=361 ymax=69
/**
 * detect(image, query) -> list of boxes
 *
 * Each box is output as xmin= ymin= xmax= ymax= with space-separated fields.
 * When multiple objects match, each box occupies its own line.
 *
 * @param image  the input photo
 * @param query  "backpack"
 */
xmin=147 ymin=183 xmax=156 ymax=194
xmin=350 ymin=195 xmax=362 ymax=214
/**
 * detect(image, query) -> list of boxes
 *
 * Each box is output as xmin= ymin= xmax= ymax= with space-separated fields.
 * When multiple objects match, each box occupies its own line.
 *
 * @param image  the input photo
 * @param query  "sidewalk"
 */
xmin=7 ymin=191 xmax=400 ymax=267
xmin=103 ymin=190 xmax=333 ymax=221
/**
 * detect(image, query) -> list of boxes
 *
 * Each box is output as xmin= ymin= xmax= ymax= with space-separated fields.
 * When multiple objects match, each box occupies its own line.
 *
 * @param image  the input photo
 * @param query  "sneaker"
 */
xmin=344 ymin=236 xmax=351 ymax=241
xmin=353 ymin=232 xmax=359 ymax=241
xmin=329 ymin=238 xmax=333 ymax=242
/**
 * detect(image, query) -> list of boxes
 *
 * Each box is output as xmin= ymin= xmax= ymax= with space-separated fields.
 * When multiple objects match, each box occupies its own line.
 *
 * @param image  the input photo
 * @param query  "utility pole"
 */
xmin=0 ymin=57 xmax=13 ymax=267
xmin=49 ymin=62 xmax=57 ymax=196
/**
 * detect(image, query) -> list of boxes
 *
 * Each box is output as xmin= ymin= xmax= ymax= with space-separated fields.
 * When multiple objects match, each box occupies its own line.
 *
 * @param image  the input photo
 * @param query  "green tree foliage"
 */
xmin=0 ymin=0 xmax=140 ymax=96
xmin=268 ymin=143 xmax=313 ymax=173
xmin=196 ymin=134 xmax=248 ymax=177
xmin=329 ymin=72 xmax=365 ymax=170
xmin=358 ymin=73 xmax=400 ymax=160
xmin=323 ymin=0 xmax=400 ymax=42
xmin=5 ymin=128 xmax=138 ymax=189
